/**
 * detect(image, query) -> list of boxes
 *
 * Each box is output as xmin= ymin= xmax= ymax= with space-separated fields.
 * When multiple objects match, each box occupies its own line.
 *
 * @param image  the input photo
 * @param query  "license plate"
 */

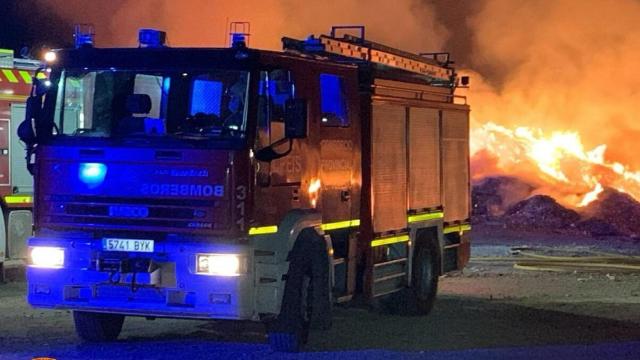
xmin=102 ymin=238 xmax=154 ymax=253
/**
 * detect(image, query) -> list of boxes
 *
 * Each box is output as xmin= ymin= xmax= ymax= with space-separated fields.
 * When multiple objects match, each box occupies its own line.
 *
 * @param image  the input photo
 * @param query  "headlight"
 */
xmin=30 ymin=247 xmax=65 ymax=268
xmin=44 ymin=50 xmax=57 ymax=63
xmin=196 ymin=254 xmax=247 ymax=276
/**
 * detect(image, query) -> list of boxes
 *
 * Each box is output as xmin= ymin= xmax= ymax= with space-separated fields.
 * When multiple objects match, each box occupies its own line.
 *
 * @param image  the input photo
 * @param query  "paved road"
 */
xmin=1 ymin=273 xmax=639 ymax=360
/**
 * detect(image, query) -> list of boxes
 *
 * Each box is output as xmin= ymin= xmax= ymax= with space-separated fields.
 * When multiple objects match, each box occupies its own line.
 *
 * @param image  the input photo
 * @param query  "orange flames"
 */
xmin=308 ymin=179 xmax=321 ymax=208
xmin=471 ymin=122 xmax=640 ymax=207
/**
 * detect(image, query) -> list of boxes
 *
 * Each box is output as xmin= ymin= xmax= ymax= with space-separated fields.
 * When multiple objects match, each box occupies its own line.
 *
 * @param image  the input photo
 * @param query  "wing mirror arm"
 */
xmin=254 ymin=98 xmax=307 ymax=163
xmin=254 ymin=138 xmax=292 ymax=162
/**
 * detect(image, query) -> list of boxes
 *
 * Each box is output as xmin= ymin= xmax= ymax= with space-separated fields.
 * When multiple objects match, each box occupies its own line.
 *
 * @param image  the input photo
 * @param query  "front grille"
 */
xmin=41 ymin=195 xmax=225 ymax=232
xmin=46 ymin=194 xmax=217 ymax=207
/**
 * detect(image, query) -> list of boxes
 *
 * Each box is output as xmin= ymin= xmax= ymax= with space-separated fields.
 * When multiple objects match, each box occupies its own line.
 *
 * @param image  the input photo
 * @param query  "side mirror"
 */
xmin=284 ymin=99 xmax=307 ymax=139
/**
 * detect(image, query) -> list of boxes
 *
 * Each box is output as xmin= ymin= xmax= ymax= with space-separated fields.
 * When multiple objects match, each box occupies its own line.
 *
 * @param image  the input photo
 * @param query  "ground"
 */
xmin=1 ymin=229 xmax=639 ymax=359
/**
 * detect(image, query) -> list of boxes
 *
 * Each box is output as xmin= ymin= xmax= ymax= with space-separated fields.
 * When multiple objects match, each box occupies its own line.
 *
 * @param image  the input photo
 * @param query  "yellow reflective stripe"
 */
xmin=2 ymin=69 xmax=18 ymax=83
xmin=321 ymin=219 xmax=360 ymax=231
xmin=371 ymin=234 xmax=410 ymax=247
xmin=0 ymin=94 xmax=28 ymax=101
xmin=248 ymin=225 xmax=278 ymax=235
xmin=36 ymin=73 xmax=47 ymax=79
xmin=408 ymin=211 xmax=443 ymax=223
xmin=443 ymin=224 xmax=471 ymax=234
xmin=0 ymin=49 xmax=13 ymax=55
xmin=4 ymin=195 xmax=33 ymax=204
xmin=18 ymin=70 xmax=32 ymax=84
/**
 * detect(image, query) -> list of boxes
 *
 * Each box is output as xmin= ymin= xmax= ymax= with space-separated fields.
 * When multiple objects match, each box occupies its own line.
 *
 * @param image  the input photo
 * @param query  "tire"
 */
xmin=411 ymin=244 xmax=439 ymax=315
xmin=377 ymin=241 xmax=439 ymax=316
xmin=267 ymin=228 xmax=331 ymax=352
xmin=73 ymin=311 xmax=125 ymax=342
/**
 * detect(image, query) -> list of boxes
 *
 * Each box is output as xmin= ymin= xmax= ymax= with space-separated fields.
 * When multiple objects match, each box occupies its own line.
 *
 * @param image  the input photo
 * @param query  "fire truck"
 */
xmin=21 ymin=26 xmax=470 ymax=352
xmin=0 ymin=49 xmax=41 ymax=280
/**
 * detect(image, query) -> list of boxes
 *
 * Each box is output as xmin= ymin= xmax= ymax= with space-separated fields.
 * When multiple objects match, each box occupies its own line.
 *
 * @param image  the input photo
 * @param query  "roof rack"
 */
xmin=282 ymin=25 xmax=454 ymax=83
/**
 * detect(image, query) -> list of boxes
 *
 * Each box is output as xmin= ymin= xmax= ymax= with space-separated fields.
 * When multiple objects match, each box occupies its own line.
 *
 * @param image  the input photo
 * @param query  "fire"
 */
xmin=308 ymin=178 xmax=321 ymax=208
xmin=471 ymin=122 xmax=640 ymax=207
xmin=579 ymin=183 xmax=603 ymax=207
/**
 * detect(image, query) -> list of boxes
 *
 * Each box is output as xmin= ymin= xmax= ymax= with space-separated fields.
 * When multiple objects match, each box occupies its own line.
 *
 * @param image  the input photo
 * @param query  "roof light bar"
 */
xmin=74 ymin=24 xmax=95 ymax=48
xmin=139 ymin=29 xmax=167 ymax=48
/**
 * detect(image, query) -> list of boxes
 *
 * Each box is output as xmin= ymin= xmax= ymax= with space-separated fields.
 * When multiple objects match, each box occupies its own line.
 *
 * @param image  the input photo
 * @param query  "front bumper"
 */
xmin=27 ymin=236 xmax=256 ymax=320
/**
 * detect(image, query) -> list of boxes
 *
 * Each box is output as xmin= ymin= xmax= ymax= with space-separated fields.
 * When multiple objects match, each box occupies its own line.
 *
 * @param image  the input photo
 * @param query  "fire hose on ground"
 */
xmin=470 ymin=248 xmax=640 ymax=272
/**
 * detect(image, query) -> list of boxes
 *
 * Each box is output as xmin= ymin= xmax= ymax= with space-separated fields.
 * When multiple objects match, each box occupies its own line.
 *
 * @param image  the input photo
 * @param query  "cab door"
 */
xmin=316 ymin=72 xmax=355 ymax=223
xmin=253 ymin=69 xmax=306 ymax=225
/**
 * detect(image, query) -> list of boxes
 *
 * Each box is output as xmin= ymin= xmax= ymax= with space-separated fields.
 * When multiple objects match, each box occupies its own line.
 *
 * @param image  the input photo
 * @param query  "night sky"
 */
xmin=0 ymin=0 xmax=73 ymax=57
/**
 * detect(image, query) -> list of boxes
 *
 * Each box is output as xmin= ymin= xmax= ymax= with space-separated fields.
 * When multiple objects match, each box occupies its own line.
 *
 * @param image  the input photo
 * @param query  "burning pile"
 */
xmin=503 ymin=195 xmax=580 ymax=230
xmin=469 ymin=119 xmax=640 ymax=239
xmin=471 ymin=176 xmax=534 ymax=219
xmin=470 ymin=123 xmax=640 ymax=209
xmin=473 ymin=177 xmax=640 ymax=238
xmin=581 ymin=189 xmax=640 ymax=237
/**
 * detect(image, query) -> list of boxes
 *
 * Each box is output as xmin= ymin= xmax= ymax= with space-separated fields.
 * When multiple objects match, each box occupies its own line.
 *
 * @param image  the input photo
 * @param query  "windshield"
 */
xmin=54 ymin=69 xmax=249 ymax=140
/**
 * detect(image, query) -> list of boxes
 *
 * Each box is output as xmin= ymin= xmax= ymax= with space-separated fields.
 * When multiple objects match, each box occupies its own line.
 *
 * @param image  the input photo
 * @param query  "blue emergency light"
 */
xmin=303 ymin=36 xmax=324 ymax=52
xmin=74 ymin=24 xmax=95 ymax=49
xmin=139 ymin=29 xmax=167 ymax=48
xmin=78 ymin=163 xmax=107 ymax=188
xmin=231 ymin=33 xmax=246 ymax=48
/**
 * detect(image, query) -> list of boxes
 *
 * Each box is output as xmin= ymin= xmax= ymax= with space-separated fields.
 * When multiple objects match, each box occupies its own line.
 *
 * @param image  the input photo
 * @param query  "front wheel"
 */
xmin=267 ymin=228 xmax=331 ymax=352
xmin=73 ymin=311 xmax=125 ymax=342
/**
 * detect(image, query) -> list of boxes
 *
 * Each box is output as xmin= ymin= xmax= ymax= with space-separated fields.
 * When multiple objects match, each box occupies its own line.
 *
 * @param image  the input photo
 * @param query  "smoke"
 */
xmin=35 ymin=0 xmax=640 ymax=203
xmin=38 ymin=0 xmax=448 ymax=52
xmin=466 ymin=0 xmax=640 ymax=169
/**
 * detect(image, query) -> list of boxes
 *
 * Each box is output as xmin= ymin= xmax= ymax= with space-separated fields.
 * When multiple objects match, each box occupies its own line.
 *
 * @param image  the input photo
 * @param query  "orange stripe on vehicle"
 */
xmin=1 ymin=69 xmax=18 ymax=83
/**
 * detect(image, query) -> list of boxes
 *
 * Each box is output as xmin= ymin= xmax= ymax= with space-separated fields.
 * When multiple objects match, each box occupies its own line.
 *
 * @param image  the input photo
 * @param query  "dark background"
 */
xmin=0 ymin=0 xmax=73 ymax=57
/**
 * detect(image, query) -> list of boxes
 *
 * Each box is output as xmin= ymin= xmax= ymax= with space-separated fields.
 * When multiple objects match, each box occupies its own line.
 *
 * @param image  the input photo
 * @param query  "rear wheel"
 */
xmin=411 ymin=244 xmax=439 ymax=315
xmin=73 ymin=311 xmax=125 ymax=342
xmin=377 ymin=241 xmax=439 ymax=316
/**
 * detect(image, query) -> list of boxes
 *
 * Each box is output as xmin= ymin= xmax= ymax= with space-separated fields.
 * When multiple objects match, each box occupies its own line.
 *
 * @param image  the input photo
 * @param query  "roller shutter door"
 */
xmin=442 ymin=109 xmax=470 ymax=222
xmin=408 ymin=107 xmax=441 ymax=210
xmin=371 ymin=104 xmax=407 ymax=232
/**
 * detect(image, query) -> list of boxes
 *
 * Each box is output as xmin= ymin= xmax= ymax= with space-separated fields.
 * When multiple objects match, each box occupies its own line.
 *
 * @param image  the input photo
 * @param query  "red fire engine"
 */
xmin=22 ymin=26 xmax=470 ymax=352
xmin=0 ymin=49 xmax=41 ymax=280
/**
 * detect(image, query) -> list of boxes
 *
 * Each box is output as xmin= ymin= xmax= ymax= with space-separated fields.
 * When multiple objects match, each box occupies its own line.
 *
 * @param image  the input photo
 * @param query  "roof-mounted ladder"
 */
xmin=284 ymin=26 xmax=455 ymax=83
